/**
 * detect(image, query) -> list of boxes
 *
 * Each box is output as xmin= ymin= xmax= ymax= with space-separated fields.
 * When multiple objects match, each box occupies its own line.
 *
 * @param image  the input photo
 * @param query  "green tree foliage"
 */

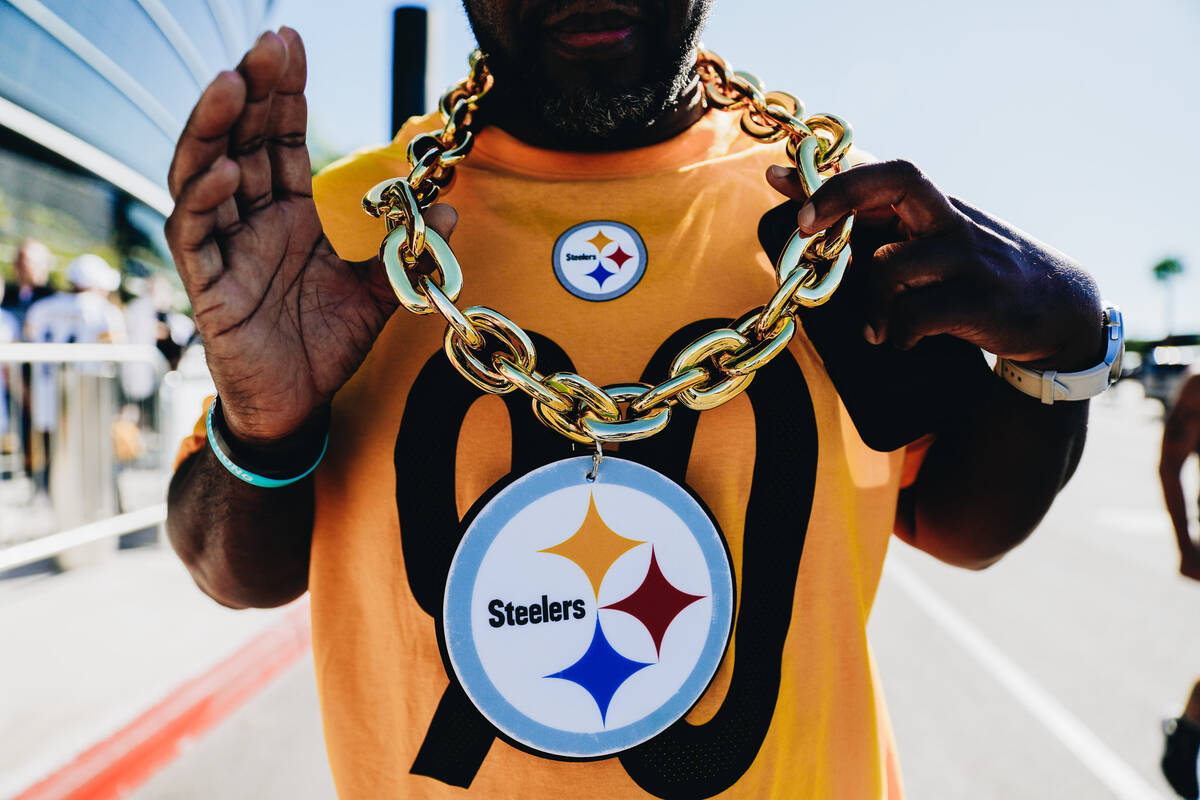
xmin=1153 ymin=257 xmax=1184 ymax=283
xmin=1153 ymin=257 xmax=1186 ymax=335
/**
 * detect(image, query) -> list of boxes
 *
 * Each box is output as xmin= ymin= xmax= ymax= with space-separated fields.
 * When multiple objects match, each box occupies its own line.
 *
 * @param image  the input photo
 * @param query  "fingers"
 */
xmin=361 ymin=204 xmax=458 ymax=295
xmin=767 ymin=158 xmax=975 ymax=349
xmin=164 ymin=157 xmax=241 ymax=291
xmin=267 ymin=27 xmax=312 ymax=198
xmin=877 ymin=282 xmax=978 ymax=351
xmin=796 ymin=160 xmax=964 ymax=238
xmin=765 ymin=164 xmax=805 ymax=199
xmin=865 ymin=237 xmax=967 ymax=342
xmin=423 ymin=204 xmax=458 ymax=242
xmin=408 ymin=204 xmax=460 ymax=276
xmin=167 ymin=72 xmax=245 ymax=199
xmin=231 ymin=31 xmax=288 ymax=215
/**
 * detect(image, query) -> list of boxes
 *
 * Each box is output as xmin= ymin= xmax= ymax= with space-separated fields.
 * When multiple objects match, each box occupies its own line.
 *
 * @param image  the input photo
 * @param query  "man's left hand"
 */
xmin=766 ymin=159 xmax=1104 ymax=372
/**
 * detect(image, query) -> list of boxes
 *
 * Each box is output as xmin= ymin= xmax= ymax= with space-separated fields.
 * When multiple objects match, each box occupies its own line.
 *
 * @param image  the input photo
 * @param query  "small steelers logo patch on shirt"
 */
xmin=552 ymin=221 xmax=647 ymax=301
xmin=442 ymin=457 xmax=734 ymax=759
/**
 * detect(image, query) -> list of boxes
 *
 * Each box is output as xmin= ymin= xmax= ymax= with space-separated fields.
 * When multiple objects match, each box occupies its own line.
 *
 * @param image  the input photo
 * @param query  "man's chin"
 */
xmin=538 ymin=86 xmax=663 ymax=139
xmin=481 ymin=48 xmax=671 ymax=139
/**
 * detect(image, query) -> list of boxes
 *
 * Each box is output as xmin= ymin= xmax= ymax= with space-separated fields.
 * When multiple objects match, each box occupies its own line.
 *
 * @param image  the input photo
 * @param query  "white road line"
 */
xmin=884 ymin=558 xmax=1169 ymax=800
xmin=1093 ymin=508 xmax=1176 ymax=538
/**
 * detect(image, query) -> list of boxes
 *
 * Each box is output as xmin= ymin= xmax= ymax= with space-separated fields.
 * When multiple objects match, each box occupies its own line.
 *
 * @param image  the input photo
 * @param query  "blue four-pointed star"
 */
xmin=586 ymin=263 xmax=615 ymax=288
xmin=545 ymin=619 xmax=651 ymax=725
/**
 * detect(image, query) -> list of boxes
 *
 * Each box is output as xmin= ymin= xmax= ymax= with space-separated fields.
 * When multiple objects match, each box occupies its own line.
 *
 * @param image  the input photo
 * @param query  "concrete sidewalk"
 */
xmin=0 ymin=542 xmax=318 ymax=799
xmin=130 ymin=655 xmax=334 ymax=800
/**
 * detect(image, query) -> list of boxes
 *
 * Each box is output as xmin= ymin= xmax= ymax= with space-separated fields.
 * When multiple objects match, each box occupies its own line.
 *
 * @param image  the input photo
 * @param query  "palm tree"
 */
xmin=1153 ymin=257 xmax=1185 ymax=336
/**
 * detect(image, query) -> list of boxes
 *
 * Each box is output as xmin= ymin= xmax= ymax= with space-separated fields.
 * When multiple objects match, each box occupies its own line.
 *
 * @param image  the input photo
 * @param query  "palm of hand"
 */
xmin=165 ymin=29 xmax=398 ymax=442
xmin=193 ymin=197 xmax=391 ymax=439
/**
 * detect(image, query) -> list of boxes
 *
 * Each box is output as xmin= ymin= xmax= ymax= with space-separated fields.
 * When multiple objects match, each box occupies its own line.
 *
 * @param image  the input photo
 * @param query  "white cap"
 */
xmin=65 ymin=254 xmax=120 ymax=292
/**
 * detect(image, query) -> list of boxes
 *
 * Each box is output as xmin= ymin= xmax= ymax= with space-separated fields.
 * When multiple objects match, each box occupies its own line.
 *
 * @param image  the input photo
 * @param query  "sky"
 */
xmin=267 ymin=0 xmax=1200 ymax=340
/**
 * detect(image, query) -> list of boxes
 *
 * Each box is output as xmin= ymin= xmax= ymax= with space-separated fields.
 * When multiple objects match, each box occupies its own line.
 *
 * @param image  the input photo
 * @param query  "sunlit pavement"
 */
xmin=0 ymin=547 xmax=304 ymax=800
xmin=874 ymin=381 xmax=1196 ymax=800
xmin=8 ymin=381 xmax=1196 ymax=799
xmin=130 ymin=655 xmax=334 ymax=800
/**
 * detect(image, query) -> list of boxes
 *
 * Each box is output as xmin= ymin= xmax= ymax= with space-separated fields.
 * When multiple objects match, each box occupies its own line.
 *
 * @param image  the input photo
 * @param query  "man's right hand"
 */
xmin=165 ymin=27 xmax=455 ymax=445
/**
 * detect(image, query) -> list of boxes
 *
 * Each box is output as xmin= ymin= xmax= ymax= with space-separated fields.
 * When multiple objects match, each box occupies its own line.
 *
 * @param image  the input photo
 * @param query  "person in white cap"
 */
xmin=24 ymin=254 xmax=126 ymax=348
xmin=22 ymin=255 xmax=127 ymax=490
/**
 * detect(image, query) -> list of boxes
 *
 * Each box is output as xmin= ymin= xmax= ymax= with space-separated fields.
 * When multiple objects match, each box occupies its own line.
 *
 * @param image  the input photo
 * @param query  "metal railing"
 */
xmin=0 ymin=343 xmax=178 ymax=573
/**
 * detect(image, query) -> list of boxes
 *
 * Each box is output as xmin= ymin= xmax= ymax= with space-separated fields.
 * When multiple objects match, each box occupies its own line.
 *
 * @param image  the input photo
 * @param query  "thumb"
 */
xmin=412 ymin=203 xmax=458 ymax=277
xmin=359 ymin=203 xmax=459 ymax=304
xmin=883 ymin=282 xmax=975 ymax=351
xmin=423 ymin=203 xmax=458 ymax=243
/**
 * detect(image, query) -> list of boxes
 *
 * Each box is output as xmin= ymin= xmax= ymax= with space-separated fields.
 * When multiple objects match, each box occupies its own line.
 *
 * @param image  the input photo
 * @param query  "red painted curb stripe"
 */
xmin=15 ymin=597 xmax=312 ymax=800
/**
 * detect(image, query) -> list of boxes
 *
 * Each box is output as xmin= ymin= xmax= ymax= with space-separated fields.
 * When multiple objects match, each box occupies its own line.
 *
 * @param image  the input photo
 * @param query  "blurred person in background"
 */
xmin=122 ymin=274 xmax=194 ymax=386
xmin=121 ymin=276 xmax=162 ymax=404
xmin=1159 ymin=373 xmax=1200 ymax=799
xmin=3 ymin=240 xmax=51 ymax=476
xmin=0 ymin=282 xmax=18 ymax=345
xmin=1 ymin=241 xmax=48 ymax=484
xmin=148 ymin=274 xmax=194 ymax=371
xmin=2 ymin=238 xmax=54 ymax=328
xmin=163 ymin=8 xmax=1119 ymax=798
xmin=24 ymin=253 xmax=127 ymax=347
xmin=121 ymin=273 xmax=193 ymax=442
xmin=23 ymin=254 xmax=125 ymax=492
xmin=0 ymin=282 xmax=18 ymax=449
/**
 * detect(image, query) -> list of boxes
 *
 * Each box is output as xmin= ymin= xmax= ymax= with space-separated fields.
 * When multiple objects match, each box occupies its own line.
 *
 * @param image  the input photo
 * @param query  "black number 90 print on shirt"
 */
xmin=394 ymin=319 xmax=818 ymax=800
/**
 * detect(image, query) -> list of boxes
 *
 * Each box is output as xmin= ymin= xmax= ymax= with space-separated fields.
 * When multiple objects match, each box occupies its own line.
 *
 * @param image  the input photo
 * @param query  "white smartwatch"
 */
xmin=995 ymin=304 xmax=1124 ymax=404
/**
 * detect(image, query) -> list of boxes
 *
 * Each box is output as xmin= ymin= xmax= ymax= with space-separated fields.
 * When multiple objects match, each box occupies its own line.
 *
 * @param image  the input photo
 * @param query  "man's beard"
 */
xmin=539 ymin=82 xmax=670 ymax=139
xmin=463 ymin=1 xmax=709 ymax=143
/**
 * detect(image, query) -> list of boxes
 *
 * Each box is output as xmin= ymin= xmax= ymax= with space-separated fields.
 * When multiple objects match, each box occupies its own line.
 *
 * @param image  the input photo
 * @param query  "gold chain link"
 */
xmin=362 ymin=48 xmax=855 ymax=445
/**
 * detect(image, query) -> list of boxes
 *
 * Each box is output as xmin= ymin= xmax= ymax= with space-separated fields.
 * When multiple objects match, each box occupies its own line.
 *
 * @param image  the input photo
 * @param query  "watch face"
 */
xmin=1105 ymin=306 xmax=1125 ymax=385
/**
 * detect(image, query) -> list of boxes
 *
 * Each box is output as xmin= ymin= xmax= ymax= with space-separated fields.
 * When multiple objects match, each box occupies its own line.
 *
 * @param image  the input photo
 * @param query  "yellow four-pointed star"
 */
xmin=540 ymin=494 xmax=644 ymax=597
xmin=586 ymin=229 xmax=614 ymax=255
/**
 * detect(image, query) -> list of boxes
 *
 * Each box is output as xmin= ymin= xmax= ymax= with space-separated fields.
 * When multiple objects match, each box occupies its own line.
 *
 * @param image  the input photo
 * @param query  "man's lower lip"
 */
xmin=548 ymin=26 xmax=636 ymax=53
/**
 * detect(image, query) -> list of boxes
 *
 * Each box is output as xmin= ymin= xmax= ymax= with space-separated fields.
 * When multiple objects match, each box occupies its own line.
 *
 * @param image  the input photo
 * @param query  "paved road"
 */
xmin=132 ymin=381 xmax=1199 ymax=799
xmin=132 ymin=656 xmax=335 ymax=800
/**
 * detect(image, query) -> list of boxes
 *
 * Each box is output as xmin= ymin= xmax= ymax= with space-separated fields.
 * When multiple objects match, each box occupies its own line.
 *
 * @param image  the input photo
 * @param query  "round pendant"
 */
xmin=443 ymin=456 xmax=735 ymax=759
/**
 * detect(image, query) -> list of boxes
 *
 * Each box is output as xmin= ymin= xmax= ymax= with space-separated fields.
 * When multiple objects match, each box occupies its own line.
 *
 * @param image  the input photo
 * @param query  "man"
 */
xmin=164 ymin=4 xmax=1113 ymax=797
xmin=2 ymin=239 xmax=53 ymax=329
xmin=0 ymin=282 xmax=19 ymax=446
xmin=3 ymin=239 xmax=52 ymax=476
xmin=0 ymin=282 xmax=18 ymax=345
xmin=24 ymin=253 xmax=126 ymax=349
xmin=121 ymin=274 xmax=194 ymax=410
xmin=1159 ymin=373 xmax=1200 ymax=800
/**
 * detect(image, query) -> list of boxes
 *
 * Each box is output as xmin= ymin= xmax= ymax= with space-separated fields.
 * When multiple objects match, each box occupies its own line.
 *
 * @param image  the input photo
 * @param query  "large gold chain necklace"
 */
xmin=361 ymin=48 xmax=854 ymax=446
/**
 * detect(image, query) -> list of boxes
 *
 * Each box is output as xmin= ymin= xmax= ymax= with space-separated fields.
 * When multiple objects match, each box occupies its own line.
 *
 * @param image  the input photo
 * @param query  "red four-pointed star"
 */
xmin=602 ymin=547 xmax=705 ymax=657
xmin=606 ymin=245 xmax=632 ymax=270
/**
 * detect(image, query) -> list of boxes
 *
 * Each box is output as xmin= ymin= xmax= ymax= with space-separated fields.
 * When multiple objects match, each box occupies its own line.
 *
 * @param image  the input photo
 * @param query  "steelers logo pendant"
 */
xmin=442 ymin=456 xmax=735 ymax=759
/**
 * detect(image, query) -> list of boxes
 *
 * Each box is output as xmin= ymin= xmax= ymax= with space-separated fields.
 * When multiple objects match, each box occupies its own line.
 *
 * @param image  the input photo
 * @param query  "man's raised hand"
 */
xmin=165 ymin=28 xmax=455 ymax=446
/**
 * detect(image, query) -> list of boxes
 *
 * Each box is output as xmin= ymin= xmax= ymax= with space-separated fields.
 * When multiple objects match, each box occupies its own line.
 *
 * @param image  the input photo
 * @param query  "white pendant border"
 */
xmin=443 ymin=456 xmax=735 ymax=758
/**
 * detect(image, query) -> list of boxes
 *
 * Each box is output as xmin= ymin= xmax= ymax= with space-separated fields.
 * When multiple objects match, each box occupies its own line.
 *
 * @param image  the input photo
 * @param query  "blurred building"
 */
xmin=0 ymin=0 xmax=273 ymax=286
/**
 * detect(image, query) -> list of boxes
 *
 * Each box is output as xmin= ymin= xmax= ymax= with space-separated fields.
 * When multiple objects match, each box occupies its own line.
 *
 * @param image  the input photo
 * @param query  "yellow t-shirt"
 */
xmin=180 ymin=110 xmax=922 ymax=798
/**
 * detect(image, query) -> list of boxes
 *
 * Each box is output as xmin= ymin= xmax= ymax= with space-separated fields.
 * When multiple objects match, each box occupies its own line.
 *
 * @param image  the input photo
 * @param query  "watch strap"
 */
xmin=994 ymin=358 xmax=1111 ymax=404
xmin=995 ymin=305 xmax=1123 ymax=405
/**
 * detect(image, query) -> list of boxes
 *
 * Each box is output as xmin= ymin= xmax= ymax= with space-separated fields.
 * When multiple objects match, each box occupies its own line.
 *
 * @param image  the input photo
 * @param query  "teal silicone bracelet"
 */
xmin=206 ymin=399 xmax=328 ymax=488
